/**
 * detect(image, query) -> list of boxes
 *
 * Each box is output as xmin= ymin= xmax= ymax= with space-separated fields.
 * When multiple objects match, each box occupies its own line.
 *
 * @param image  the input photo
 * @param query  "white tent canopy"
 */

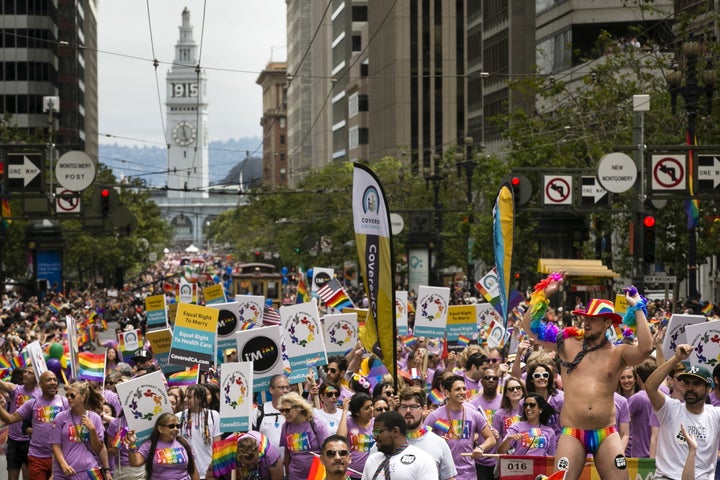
xmin=185 ymin=244 xmax=199 ymax=253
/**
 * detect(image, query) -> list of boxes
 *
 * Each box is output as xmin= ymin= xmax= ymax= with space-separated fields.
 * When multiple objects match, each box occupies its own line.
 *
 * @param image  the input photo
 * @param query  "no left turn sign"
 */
xmin=56 ymin=188 xmax=80 ymax=213
xmin=543 ymin=175 xmax=572 ymax=205
xmin=651 ymin=155 xmax=686 ymax=191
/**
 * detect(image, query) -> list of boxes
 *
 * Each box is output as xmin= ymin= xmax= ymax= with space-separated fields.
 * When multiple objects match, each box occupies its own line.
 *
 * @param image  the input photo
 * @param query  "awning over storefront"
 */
xmin=537 ymin=258 xmax=620 ymax=278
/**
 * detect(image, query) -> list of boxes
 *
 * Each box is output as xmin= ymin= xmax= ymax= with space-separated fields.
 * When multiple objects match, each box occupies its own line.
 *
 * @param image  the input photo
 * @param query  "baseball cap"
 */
xmin=677 ymin=364 xmax=714 ymax=387
xmin=132 ymin=349 xmax=153 ymax=361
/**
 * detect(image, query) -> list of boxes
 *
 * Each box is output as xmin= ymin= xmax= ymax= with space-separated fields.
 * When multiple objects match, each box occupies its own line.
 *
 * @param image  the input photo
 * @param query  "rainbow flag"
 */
xmin=86 ymin=467 xmax=104 ymax=480
xmin=49 ymin=299 xmax=62 ymax=314
xmin=428 ymin=388 xmax=445 ymax=405
xmin=433 ymin=418 xmax=451 ymax=434
xmin=10 ymin=354 xmax=25 ymax=369
xmin=317 ymin=278 xmax=356 ymax=311
xmin=0 ymin=355 xmax=11 ymax=369
xmin=702 ymin=302 xmax=714 ymax=316
xmin=401 ymin=336 xmax=416 ymax=348
xmin=78 ymin=352 xmax=105 ymax=382
xmin=100 ymin=319 xmax=109 ymax=331
xmin=168 ymin=364 xmax=199 ymax=386
xmin=211 ymin=433 xmax=238 ymax=478
xmin=307 ymin=455 xmax=326 ymax=480
xmin=457 ymin=335 xmax=471 ymax=347
xmin=296 ymin=269 xmax=310 ymax=304
xmin=111 ymin=426 xmax=128 ymax=448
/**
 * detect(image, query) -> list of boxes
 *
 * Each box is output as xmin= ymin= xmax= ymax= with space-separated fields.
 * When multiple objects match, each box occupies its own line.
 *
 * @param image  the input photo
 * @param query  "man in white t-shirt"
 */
xmin=646 ymin=344 xmax=720 ymax=479
xmin=362 ymin=411 xmax=437 ymax=480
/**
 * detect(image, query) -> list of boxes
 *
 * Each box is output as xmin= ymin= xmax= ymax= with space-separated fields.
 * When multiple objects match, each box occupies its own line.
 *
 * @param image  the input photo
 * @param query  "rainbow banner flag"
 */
xmin=49 ymin=299 xmax=62 ymax=314
xmin=0 ymin=355 xmax=11 ymax=369
xmin=457 ymin=335 xmax=471 ymax=347
xmin=702 ymin=302 xmax=714 ymax=316
xmin=86 ymin=467 xmax=104 ymax=480
xmin=168 ymin=364 xmax=200 ymax=386
xmin=211 ymin=433 xmax=238 ymax=478
xmin=78 ymin=352 xmax=106 ymax=382
xmin=428 ymin=388 xmax=445 ymax=405
xmin=433 ymin=418 xmax=451 ymax=434
xmin=296 ymin=269 xmax=310 ymax=304
xmin=401 ymin=336 xmax=416 ymax=348
xmin=10 ymin=354 xmax=25 ymax=369
xmin=307 ymin=455 xmax=326 ymax=480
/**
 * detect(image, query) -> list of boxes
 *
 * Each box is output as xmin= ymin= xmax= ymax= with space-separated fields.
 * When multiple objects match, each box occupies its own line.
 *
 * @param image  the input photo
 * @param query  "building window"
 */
xmin=352 ymin=35 xmax=362 ymax=52
xmin=280 ymin=117 xmax=286 ymax=128
xmin=280 ymin=135 xmax=285 ymax=145
xmin=280 ymin=153 xmax=286 ymax=162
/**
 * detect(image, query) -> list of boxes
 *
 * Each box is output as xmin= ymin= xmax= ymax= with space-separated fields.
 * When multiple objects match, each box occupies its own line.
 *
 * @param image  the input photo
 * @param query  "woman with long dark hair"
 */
xmin=177 ymin=385 xmax=221 ymax=479
xmin=337 ymin=392 xmax=374 ymax=479
xmin=497 ymin=393 xmax=556 ymax=456
xmin=50 ymin=381 xmax=108 ymax=480
xmin=525 ymin=361 xmax=564 ymax=438
xmin=126 ymin=412 xmax=199 ymax=480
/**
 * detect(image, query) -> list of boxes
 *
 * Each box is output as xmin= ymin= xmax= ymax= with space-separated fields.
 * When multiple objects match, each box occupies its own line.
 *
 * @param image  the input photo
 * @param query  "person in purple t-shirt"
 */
xmin=235 ymin=431 xmax=283 ymax=480
xmin=278 ymin=392 xmax=331 ymax=480
xmin=0 ymin=366 xmax=40 ymax=480
xmin=0 ymin=370 xmax=68 ymax=480
xmin=50 ymin=381 xmax=107 ymax=479
xmin=126 ymin=412 xmax=199 ymax=480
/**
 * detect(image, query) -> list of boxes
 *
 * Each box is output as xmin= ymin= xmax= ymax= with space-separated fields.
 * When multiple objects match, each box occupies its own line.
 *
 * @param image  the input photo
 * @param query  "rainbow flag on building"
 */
xmin=168 ymin=364 xmax=200 ymax=386
xmin=78 ymin=352 xmax=106 ymax=382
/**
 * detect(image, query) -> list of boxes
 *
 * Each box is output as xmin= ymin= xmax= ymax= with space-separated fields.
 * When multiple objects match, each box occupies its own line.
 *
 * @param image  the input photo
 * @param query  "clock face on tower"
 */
xmin=173 ymin=121 xmax=197 ymax=146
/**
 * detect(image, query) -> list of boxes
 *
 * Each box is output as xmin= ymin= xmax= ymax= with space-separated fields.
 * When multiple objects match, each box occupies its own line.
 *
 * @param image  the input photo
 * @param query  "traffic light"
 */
xmin=502 ymin=174 xmax=532 ymax=205
xmin=254 ymin=250 xmax=261 ymax=260
xmin=643 ymin=215 xmax=656 ymax=264
xmin=100 ymin=188 xmax=111 ymax=215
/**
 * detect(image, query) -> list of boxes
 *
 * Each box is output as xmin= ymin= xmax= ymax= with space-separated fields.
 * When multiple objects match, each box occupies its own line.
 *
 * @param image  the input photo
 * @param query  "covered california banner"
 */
xmin=352 ymin=163 xmax=396 ymax=379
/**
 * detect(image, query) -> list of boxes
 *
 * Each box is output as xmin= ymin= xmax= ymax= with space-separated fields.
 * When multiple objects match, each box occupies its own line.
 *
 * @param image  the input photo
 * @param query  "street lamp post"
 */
xmin=666 ymin=40 xmax=716 ymax=300
xmin=425 ymin=153 xmax=446 ymax=286
xmin=455 ymin=136 xmax=477 ymax=290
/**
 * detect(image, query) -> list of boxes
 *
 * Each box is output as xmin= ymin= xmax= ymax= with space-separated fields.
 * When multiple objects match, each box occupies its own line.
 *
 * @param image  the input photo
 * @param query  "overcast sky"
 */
xmin=97 ymin=1 xmax=286 ymax=147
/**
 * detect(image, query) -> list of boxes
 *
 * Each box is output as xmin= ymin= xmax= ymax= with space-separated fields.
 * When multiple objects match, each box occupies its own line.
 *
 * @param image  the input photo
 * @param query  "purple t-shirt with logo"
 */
xmin=279 ymin=418 xmax=331 ymax=480
xmin=15 ymin=394 xmax=68 ymax=458
xmin=137 ymin=438 xmax=192 ymax=480
xmin=49 ymin=409 xmax=105 ymax=480
xmin=106 ymin=415 xmax=130 ymax=470
xmin=346 ymin=415 xmax=375 ymax=473
xmin=8 ymin=385 xmax=40 ymax=441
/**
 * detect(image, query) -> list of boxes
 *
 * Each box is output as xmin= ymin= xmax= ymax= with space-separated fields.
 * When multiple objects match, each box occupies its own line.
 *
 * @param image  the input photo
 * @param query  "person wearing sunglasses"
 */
xmin=492 ymin=376 xmax=526 ymax=444
xmin=320 ymin=435 xmax=353 ymax=480
xmin=0 ymin=365 xmax=40 ymax=480
xmin=371 ymin=397 xmax=390 ymax=419
xmin=49 ymin=381 xmax=109 ymax=480
xmin=278 ymin=392 xmax=331 ymax=479
xmin=313 ymin=383 xmax=343 ymax=433
xmin=337 ymin=392 xmax=375 ymax=479
xmin=362 ymin=411 xmax=437 ymax=479
xmin=525 ymin=361 xmax=563 ymax=440
xmin=521 ymin=274 xmax=652 ymax=480
xmin=497 ymin=393 xmax=556 ymax=457
xmin=468 ymin=368 xmax=503 ymax=479
xmin=126 ymin=412 xmax=199 ymax=480
xmin=233 ymin=431 xmax=282 ymax=480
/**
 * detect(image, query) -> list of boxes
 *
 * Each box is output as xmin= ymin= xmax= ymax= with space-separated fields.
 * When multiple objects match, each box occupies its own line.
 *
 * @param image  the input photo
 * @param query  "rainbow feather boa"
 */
xmin=529 ymin=273 xmax=563 ymax=342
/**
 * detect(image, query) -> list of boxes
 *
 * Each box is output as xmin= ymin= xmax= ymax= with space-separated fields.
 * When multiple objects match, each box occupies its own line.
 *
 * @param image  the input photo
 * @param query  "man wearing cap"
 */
xmin=522 ymin=273 xmax=652 ymax=480
xmin=132 ymin=349 xmax=156 ymax=377
xmin=646 ymin=344 xmax=720 ymax=479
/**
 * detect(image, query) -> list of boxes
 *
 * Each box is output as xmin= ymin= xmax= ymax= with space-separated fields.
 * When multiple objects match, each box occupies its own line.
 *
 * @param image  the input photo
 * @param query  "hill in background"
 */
xmin=99 ymin=137 xmax=263 ymax=187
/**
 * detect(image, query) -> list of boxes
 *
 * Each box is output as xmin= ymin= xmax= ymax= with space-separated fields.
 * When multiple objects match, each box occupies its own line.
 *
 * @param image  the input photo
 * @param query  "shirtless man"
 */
xmin=522 ymin=273 xmax=651 ymax=480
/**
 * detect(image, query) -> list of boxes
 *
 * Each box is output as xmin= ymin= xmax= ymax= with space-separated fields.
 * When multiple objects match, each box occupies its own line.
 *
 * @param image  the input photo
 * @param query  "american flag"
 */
xmin=317 ymin=278 xmax=355 ymax=311
xmin=263 ymin=305 xmax=282 ymax=325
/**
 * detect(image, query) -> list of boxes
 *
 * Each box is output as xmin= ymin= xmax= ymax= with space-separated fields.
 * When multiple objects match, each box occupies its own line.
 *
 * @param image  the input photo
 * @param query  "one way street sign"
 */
xmin=698 ymin=155 xmax=720 ymax=191
xmin=7 ymin=153 xmax=43 ymax=190
xmin=582 ymin=176 xmax=608 ymax=206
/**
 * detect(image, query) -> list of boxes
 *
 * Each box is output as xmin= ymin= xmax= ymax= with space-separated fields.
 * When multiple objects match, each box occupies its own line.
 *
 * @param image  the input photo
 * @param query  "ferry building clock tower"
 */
xmin=166 ymin=8 xmax=208 ymax=198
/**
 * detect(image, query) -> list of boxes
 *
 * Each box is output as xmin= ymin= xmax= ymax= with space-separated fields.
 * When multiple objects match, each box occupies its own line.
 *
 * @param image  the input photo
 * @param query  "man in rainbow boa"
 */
xmin=521 ymin=272 xmax=651 ymax=480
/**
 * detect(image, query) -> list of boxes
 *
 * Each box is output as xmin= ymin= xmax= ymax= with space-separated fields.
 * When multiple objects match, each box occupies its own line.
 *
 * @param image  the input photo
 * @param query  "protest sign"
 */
xmin=203 ymin=284 xmax=226 ymax=305
xmin=236 ymin=326 xmax=285 ymax=391
xmin=219 ymin=361 xmax=253 ymax=433
xmin=322 ymin=313 xmax=358 ymax=357
xmin=662 ymin=314 xmax=704 ymax=361
xmin=279 ymin=302 xmax=328 ymax=384
xmin=447 ymin=304 xmax=478 ymax=352
xmin=413 ymin=286 xmax=450 ymax=338
xmin=116 ymin=371 xmax=173 ymax=443
xmin=118 ymin=329 xmax=143 ymax=361
xmin=145 ymin=294 xmax=168 ymax=331
xmin=145 ymin=329 xmax=183 ymax=375
xmin=395 ymin=291 xmax=409 ymax=336
xmin=169 ymin=303 xmax=219 ymax=369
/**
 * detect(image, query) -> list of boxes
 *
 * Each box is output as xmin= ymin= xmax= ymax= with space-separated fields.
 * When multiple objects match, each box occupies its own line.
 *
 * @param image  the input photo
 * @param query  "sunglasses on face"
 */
xmin=524 ymin=402 xmax=538 ymax=409
xmin=532 ymin=372 xmax=550 ymax=379
xmin=66 ymin=393 xmax=77 ymax=399
xmin=162 ymin=423 xmax=181 ymax=429
xmin=488 ymin=358 xmax=502 ymax=364
xmin=506 ymin=385 xmax=523 ymax=393
xmin=325 ymin=367 xmax=338 ymax=374
xmin=325 ymin=449 xmax=350 ymax=458
xmin=374 ymin=407 xmax=389 ymax=412
xmin=483 ymin=376 xmax=499 ymax=381
xmin=279 ymin=406 xmax=298 ymax=414
xmin=324 ymin=390 xmax=339 ymax=397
